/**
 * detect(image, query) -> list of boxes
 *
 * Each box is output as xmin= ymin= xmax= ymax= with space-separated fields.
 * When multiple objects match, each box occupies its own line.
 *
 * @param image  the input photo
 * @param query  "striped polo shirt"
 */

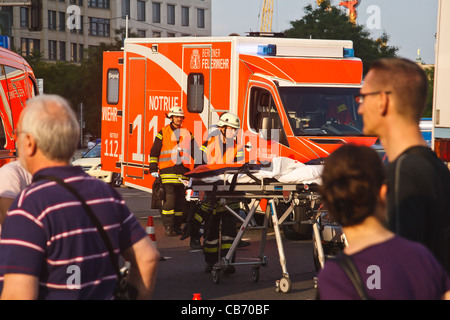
xmin=0 ymin=166 xmax=147 ymax=299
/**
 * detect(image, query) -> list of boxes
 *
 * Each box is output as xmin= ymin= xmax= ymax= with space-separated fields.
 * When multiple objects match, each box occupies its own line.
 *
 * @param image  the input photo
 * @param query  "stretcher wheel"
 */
xmin=251 ymin=266 xmax=260 ymax=282
xmin=261 ymin=256 xmax=268 ymax=267
xmin=212 ymin=267 xmax=221 ymax=284
xmin=275 ymin=276 xmax=291 ymax=293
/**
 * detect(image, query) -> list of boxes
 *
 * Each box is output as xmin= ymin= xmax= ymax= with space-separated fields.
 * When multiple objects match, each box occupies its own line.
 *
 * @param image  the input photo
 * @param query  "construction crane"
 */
xmin=260 ymin=0 xmax=274 ymax=33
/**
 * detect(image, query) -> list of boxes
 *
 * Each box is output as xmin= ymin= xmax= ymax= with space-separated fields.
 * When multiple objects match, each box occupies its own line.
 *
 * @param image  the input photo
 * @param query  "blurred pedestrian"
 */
xmin=357 ymin=57 xmax=450 ymax=272
xmin=317 ymin=144 xmax=450 ymax=300
xmin=0 ymin=94 xmax=159 ymax=299
xmin=0 ymin=160 xmax=32 ymax=232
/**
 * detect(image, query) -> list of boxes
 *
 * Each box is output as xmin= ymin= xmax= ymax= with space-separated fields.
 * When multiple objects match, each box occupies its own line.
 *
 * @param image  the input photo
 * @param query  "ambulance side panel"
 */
xmin=119 ymin=40 xmax=235 ymax=191
xmin=101 ymin=51 xmax=123 ymax=175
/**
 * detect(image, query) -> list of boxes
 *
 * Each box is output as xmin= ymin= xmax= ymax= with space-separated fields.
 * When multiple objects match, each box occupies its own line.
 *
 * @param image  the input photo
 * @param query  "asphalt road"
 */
xmin=117 ymin=186 xmax=319 ymax=301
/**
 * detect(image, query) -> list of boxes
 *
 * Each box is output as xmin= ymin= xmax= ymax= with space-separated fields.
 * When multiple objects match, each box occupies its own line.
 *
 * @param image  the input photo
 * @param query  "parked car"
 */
xmin=72 ymin=143 xmax=122 ymax=187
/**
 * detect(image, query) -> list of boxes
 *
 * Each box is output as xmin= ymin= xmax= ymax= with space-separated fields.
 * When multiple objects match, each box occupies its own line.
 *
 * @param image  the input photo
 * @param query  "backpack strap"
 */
xmin=33 ymin=175 xmax=122 ymax=280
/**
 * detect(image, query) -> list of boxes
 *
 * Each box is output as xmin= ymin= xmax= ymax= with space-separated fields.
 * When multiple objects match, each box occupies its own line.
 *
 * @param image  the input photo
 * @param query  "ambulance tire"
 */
xmin=111 ymin=173 xmax=122 ymax=188
xmin=282 ymin=205 xmax=312 ymax=240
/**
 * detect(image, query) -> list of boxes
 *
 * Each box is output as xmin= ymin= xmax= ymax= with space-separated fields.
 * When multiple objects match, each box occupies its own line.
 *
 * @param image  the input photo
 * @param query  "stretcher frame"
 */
xmin=188 ymin=169 xmax=322 ymax=293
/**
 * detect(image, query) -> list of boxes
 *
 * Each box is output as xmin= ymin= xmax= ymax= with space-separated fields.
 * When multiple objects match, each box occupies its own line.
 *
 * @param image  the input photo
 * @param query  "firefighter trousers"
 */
xmin=201 ymin=201 xmax=240 ymax=265
xmin=161 ymin=183 xmax=185 ymax=229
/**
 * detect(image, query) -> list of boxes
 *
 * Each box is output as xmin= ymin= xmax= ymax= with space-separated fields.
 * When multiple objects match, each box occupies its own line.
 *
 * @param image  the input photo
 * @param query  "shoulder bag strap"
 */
xmin=33 ymin=175 xmax=121 ymax=279
xmin=334 ymin=252 xmax=371 ymax=300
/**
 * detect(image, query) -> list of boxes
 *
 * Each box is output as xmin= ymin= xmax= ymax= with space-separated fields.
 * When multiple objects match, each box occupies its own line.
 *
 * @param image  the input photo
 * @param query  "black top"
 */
xmin=385 ymin=146 xmax=450 ymax=272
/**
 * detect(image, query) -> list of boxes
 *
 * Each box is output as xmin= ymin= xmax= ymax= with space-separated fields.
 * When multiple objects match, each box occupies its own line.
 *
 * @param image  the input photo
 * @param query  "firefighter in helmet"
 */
xmin=196 ymin=112 xmax=245 ymax=273
xmin=149 ymin=106 xmax=197 ymax=236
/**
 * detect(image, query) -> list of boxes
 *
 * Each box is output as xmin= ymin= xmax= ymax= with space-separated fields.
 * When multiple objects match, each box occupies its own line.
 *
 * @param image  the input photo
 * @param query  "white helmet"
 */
xmin=168 ymin=106 xmax=185 ymax=118
xmin=217 ymin=112 xmax=240 ymax=129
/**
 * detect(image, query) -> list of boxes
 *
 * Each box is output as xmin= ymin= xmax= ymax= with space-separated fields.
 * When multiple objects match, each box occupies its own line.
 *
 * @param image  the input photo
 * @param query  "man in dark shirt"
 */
xmin=357 ymin=57 xmax=450 ymax=272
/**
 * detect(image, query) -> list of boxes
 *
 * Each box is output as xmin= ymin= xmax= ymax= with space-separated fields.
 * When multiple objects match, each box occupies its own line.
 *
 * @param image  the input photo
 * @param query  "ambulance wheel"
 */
xmin=282 ymin=206 xmax=312 ymax=240
xmin=111 ymin=173 xmax=122 ymax=188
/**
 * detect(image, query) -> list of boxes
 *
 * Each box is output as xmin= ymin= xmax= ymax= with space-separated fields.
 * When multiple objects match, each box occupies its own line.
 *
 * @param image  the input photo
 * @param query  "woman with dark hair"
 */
xmin=317 ymin=144 xmax=450 ymax=300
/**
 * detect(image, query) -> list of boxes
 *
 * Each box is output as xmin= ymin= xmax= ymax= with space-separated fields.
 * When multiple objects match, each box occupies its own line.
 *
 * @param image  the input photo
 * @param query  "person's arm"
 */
xmin=121 ymin=236 xmax=160 ymax=299
xmin=149 ymin=130 xmax=163 ymax=173
xmin=0 ymin=197 xmax=13 ymax=226
xmin=0 ymin=273 xmax=39 ymax=300
xmin=444 ymin=291 xmax=450 ymax=300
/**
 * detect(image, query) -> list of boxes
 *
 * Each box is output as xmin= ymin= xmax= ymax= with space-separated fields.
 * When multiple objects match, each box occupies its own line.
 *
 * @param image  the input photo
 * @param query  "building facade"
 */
xmin=4 ymin=0 xmax=211 ymax=62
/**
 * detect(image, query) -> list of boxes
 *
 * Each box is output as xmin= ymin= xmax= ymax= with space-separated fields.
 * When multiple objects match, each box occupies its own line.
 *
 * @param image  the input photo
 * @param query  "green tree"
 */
xmin=423 ymin=66 xmax=434 ymax=118
xmin=284 ymin=1 xmax=398 ymax=74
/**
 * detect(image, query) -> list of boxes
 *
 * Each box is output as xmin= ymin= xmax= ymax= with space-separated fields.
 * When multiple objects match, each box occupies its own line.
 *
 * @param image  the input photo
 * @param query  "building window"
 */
xmin=153 ymin=31 xmax=161 ymax=37
xmin=49 ymin=40 xmax=57 ymax=60
xmin=79 ymin=16 xmax=84 ymax=34
xmin=197 ymin=8 xmax=205 ymax=28
xmin=21 ymin=38 xmax=40 ymax=57
xmin=152 ymin=2 xmax=160 ymax=23
xmin=89 ymin=17 xmax=110 ymax=37
xmin=20 ymin=7 xmax=29 ymax=28
xmin=136 ymin=29 xmax=146 ymax=37
xmin=71 ymin=43 xmax=77 ymax=61
xmin=59 ymin=41 xmax=66 ymax=61
xmin=181 ymin=6 xmax=189 ymax=26
xmin=122 ymin=0 xmax=130 ymax=18
xmin=79 ymin=44 xmax=84 ymax=60
xmin=89 ymin=0 xmax=109 ymax=9
xmin=59 ymin=12 xmax=65 ymax=31
xmin=167 ymin=4 xmax=175 ymax=25
xmin=137 ymin=1 xmax=145 ymax=21
xmin=48 ymin=10 xmax=57 ymax=30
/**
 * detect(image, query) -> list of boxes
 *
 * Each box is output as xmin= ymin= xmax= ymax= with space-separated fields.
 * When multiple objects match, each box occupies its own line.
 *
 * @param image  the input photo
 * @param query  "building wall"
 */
xmin=8 ymin=0 xmax=211 ymax=62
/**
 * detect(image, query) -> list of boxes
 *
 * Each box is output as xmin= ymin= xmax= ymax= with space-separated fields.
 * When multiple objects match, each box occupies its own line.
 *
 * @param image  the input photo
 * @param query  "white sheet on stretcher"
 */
xmin=191 ymin=157 xmax=323 ymax=185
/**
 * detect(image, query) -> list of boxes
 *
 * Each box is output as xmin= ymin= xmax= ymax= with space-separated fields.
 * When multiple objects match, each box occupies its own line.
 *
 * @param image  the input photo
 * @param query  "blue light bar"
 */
xmin=257 ymin=44 xmax=277 ymax=56
xmin=0 ymin=35 xmax=10 ymax=50
xmin=343 ymin=48 xmax=354 ymax=57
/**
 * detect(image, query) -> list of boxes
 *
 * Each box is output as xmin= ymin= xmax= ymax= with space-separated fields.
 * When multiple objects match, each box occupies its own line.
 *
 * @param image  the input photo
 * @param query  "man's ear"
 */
xmin=379 ymin=91 xmax=390 ymax=117
xmin=22 ymin=133 xmax=37 ymax=157
xmin=379 ymin=184 xmax=388 ymax=204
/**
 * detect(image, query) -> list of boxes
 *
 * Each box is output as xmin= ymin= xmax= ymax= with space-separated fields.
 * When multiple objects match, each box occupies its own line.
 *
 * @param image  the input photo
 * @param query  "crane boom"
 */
xmin=260 ymin=0 xmax=274 ymax=32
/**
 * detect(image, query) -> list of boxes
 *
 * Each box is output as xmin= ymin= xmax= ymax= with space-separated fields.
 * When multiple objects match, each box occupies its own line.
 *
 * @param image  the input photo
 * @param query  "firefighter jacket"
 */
xmin=199 ymin=129 xmax=244 ymax=166
xmin=150 ymin=123 xmax=197 ymax=184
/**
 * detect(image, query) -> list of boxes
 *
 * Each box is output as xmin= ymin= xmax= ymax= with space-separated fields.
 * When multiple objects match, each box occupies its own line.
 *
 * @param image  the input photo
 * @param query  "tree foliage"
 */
xmin=283 ymin=1 xmax=398 ymax=74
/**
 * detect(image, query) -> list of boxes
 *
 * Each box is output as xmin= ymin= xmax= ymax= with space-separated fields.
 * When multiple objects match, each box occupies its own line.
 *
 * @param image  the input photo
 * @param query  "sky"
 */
xmin=212 ymin=0 xmax=439 ymax=64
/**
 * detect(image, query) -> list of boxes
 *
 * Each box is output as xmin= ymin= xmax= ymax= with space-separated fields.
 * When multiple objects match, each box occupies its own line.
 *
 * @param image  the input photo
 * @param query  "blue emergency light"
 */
xmin=257 ymin=44 xmax=277 ymax=56
xmin=0 ymin=36 xmax=10 ymax=50
xmin=343 ymin=48 xmax=354 ymax=57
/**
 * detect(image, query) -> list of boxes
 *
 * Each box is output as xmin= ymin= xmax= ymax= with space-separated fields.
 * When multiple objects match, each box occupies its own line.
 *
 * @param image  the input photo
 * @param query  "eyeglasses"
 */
xmin=354 ymin=91 xmax=391 ymax=104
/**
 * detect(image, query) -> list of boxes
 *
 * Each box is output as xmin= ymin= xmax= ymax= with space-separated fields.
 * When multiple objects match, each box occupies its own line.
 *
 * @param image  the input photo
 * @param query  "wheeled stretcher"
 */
xmin=185 ymin=158 xmax=325 ymax=293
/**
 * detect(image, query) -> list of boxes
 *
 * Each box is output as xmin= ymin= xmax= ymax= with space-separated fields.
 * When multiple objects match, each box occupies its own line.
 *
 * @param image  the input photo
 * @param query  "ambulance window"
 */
xmin=187 ymin=73 xmax=204 ymax=113
xmin=249 ymin=87 xmax=288 ymax=146
xmin=107 ymin=68 xmax=120 ymax=105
